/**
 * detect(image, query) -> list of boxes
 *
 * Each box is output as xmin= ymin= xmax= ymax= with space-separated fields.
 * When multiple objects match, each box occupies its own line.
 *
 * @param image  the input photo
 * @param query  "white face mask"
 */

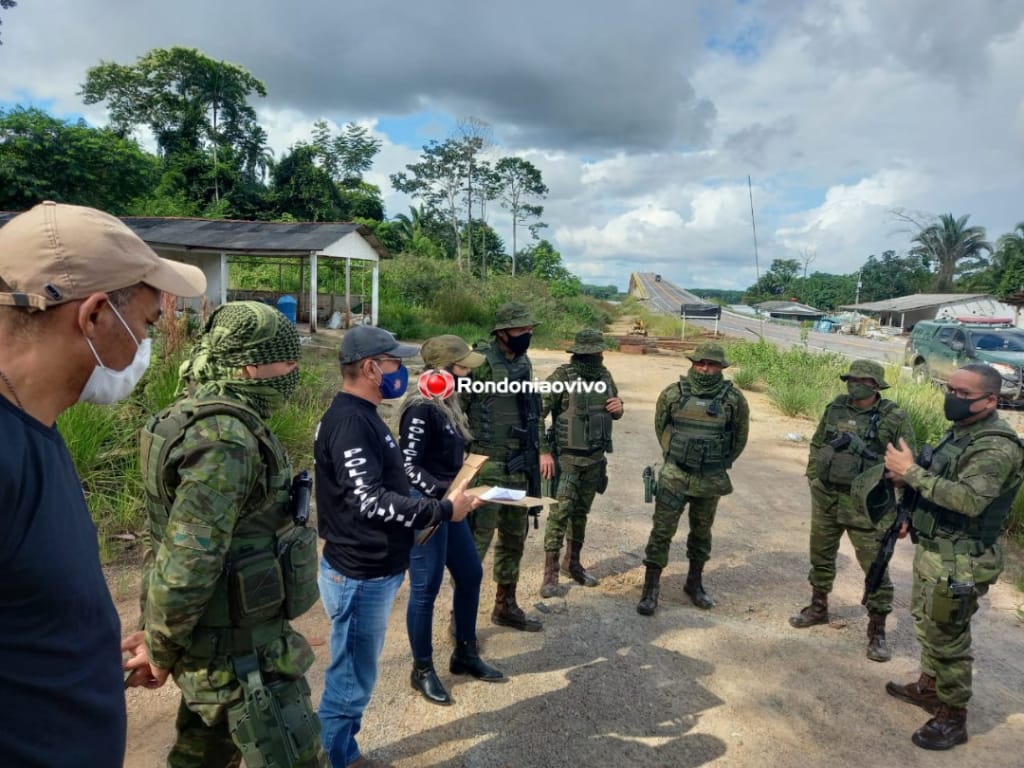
xmin=78 ymin=304 xmax=153 ymax=405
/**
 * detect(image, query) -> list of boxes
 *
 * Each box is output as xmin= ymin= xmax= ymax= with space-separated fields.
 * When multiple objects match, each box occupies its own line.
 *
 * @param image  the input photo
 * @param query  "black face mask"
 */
xmin=943 ymin=392 xmax=989 ymax=422
xmin=504 ymin=332 xmax=532 ymax=355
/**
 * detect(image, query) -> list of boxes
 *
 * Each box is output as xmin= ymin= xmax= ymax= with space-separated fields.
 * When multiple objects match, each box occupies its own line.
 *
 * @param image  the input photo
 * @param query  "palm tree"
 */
xmin=909 ymin=213 xmax=992 ymax=292
xmin=993 ymin=222 xmax=1024 ymax=298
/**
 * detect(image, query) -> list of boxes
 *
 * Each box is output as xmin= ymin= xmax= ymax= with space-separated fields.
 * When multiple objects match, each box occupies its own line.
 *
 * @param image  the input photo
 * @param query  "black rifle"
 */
xmin=290 ymin=469 xmax=312 ymax=525
xmin=509 ymin=389 xmax=544 ymax=529
xmin=828 ymin=430 xmax=879 ymax=462
xmin=861 ymin=446 xmax=933 ymax=604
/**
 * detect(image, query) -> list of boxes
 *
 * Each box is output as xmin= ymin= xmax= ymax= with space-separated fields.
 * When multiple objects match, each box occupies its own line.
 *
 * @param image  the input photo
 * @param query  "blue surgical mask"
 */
xmin=374 ymin=362 xmax=409 ymax=399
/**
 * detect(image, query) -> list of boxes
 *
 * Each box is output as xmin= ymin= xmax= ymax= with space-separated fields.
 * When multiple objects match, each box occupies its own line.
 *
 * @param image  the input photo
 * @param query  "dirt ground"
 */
xmin=117 ymin=341 xmax=1024 ymax=768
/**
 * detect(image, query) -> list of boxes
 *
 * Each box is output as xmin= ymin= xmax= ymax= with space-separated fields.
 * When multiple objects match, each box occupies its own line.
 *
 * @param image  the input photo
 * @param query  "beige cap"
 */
xmin=0 ymin=201 xmax=206 ymax=310
xmin=420 ymin=334 xmax=485 ymax=369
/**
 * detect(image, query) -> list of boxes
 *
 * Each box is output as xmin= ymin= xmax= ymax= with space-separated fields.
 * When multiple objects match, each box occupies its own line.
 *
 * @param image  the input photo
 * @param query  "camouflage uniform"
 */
xmin=638 ymin=343 xmax=749 ymax=614
xmin=886 ymin=406 xmax=1023 ymax=748
xmin=540 ymin=329 xmax=622 ymax=596
xmin=139 ymin=302 xmax=325 ymax=768
xmin=790 ymin=359 xmax=915 ymax=662
xmin=463 ymin=302 xmax=547 ymax=631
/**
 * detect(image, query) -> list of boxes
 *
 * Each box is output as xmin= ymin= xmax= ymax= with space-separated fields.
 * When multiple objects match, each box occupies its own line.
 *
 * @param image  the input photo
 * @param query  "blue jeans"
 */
xmin=317 ymin=558 xmax=403 ymax=768
xmin=407 ymin=518 xmax=483 ymax=661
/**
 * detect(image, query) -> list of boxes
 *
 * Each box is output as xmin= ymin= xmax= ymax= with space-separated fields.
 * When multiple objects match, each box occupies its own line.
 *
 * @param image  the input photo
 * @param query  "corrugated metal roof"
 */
xmin=755 ymin=300 xmax=824 ymax=315
xmin=840 ymin=294 xmax=992 ymax=312
xmin=0 ymin=212 xmax=391 ymax=260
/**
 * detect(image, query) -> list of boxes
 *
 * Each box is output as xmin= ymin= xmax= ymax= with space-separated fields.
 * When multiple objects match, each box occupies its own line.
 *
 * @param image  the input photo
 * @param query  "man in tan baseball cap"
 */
xmin=0 ymin=201 xmax=205 ymax=768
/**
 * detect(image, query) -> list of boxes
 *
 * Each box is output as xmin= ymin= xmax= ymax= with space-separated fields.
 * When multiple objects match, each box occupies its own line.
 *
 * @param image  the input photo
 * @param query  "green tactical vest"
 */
xmin=910 ymin=423 xmax=1024 ymax=547
xmin=816 ymin=397 xmax=897 ymax=487
xmin=554 ymin=365 xmax=615 ymax=455
xmin=662 ymin=379 xmax=736 ymax=473
xmin=467 ymin=344 xmax=533 ymax=452
xmin=140 ymin=397 xmax=294 ymax=631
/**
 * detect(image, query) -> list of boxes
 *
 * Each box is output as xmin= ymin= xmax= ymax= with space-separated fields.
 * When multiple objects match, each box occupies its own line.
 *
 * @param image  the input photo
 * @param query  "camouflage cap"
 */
xmin=567 ymin=328 xmax=605 ymax=354
xmin=492 ymin=301 xmax=539 ymax=331
xmin=421 ymin=334 xmax=485 ymax=369
xmin=840 ymin=359 xmax=889 ymax=389
xmin=686 ymin=342 xmax=730 ymax=368
xmin=851 ymin=463 xmax=897 ymax=525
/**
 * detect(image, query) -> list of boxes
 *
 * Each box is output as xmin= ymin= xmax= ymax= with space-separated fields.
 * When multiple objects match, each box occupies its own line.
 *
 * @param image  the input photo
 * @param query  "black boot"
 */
xmin=912 ymin=704 xmax=968 ymax=750
xmin=450 ymin=640 xmax=505 ymax=681
xmin=636 ymin=566 xmax=662 ymax=616
xmin=410 ymin=660 xmax=451 ymax=705
xmin=492 ymin=583 xmax=543 ymax=632
xmin=866 ymin=612 xmax=892 ymax=662
xmin=540 ymin=550 xmax=561 ymax=598
xmin=789 ymin=588 xmax=829 ymax=628
xmin=683 ymin=559 xmax=714 ymax=609
xmin=563 ymin=540 xmax=599 ymax=587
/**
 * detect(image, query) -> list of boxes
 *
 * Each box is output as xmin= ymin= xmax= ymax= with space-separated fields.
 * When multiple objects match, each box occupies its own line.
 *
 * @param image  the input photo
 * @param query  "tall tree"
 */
xmin=993 ymin=223 xmax=1024 ymax=298
xmin=0 ymin=0 xmax=16 ymax=45
xmin=311 ymin=120 xmax=382 ymax=184
xmin=858 ymin=250 xmax=931 ymax=301
xmin=494 ymin=156 xmax=547 ymax=275
xmin=908 ymin=213 xmax=992 ymax=292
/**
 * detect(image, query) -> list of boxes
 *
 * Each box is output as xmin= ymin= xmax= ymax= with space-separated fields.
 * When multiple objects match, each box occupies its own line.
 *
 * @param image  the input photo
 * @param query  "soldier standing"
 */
xmin=539 ymin=328 xmax=624 ymax=597
xmin=883 ymin=363 xmax=1024 ymax=750
xmin=463 ymin=301 xmax=552 ymax=632
xmin=637 ymin=342 xmax=749 ymax=616
xmin=134 ymin=301 xmax=327 ymax=767
xmin=790 ymin=359 xmax=915 ymax=662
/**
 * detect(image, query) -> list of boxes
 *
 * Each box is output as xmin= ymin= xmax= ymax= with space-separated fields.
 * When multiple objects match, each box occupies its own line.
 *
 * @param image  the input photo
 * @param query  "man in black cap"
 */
xmin=314 ymin=325 xmax=480 ymax=768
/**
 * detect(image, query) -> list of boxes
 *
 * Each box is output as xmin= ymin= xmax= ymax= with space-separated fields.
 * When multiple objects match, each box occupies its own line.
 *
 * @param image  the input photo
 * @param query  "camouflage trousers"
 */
xmin=910 ymin=539 xmax=1003 ymax=708
xmin=543 ymin=459 xmax=605 ymax=551
xmin=167 ymin=679 xmax=326 ymax=768
xmin=642 ymin=473 xmax=719 ymax=569
xmin=806 ymin=479 xmax=893 ymax=614
xmin=472 ymin=461 xmax=530 ymax=584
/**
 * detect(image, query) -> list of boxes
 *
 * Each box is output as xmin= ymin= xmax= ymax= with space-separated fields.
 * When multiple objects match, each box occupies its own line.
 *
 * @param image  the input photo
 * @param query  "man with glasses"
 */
xmin=637 ymin=343 xmax=749 ymax=616
xmin=314 ymin=324 xmax=480 ymax=768
xmin=883 ymin=363 xmax=1024 ymax=750
xmin=790 ymin=359 xmax=915 ymax=663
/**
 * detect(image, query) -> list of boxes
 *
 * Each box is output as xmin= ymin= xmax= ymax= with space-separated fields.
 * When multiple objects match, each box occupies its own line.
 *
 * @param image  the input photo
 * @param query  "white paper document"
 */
xmin=479 ymin=487 xmax=527 ymax=502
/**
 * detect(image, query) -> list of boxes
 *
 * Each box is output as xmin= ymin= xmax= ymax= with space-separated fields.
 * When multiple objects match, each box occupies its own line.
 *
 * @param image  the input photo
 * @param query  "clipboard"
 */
xmin=465 ymin=486 xmax=558 ymax=509
xmin=415 ymin=453 xmax=489 ymax=545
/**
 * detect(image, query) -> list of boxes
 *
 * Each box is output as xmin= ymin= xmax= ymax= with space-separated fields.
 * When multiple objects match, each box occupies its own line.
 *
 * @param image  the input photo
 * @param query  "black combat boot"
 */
xmin=492 ymin=583 xmax=543 ymax=632
xmin=410 ymin=660 xmax=451 ymax=706
xmin=562 ymin=540 xmax=599 ymax=587
xmin=540 ymin=551 xmax=561 ymax=598
xmin=886 ymin=673 xmax=940 ymax=714
xmin=636 ymin=566 xmax=662 ymax=616
xmin=789 ymin=587 xmax=829 ymax=628
xmin=866 ymin=611 xmax=892 ymax=662
xmin=683 ymin=559 xmax=714 ymax=609
xmin=450 ymin=640 xmax=505 ymax=681
xmin=912 ymin=704 xmax=968 ymax=750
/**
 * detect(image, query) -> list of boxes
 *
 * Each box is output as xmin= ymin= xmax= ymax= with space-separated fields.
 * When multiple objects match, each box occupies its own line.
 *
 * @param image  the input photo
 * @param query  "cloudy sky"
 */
xmin=3 ymin=0 xmax=1023 ymax=291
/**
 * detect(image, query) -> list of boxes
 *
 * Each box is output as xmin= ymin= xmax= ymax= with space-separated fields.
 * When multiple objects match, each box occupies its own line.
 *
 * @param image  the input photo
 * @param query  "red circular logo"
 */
xmin=418 ymin=369 xmax=455 ymax=399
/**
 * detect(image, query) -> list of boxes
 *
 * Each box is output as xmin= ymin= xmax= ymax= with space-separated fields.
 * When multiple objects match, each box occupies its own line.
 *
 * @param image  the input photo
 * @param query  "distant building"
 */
xmin=754 ymin=300 xmax=826 ymax=323
xmin=840 ymin=293 xmax=1018 ymax=332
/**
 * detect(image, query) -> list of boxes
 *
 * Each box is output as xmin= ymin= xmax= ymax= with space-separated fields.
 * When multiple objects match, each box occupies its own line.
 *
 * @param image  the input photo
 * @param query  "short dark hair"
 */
xmin=960 ymin=363 xmax=1002 ymax=396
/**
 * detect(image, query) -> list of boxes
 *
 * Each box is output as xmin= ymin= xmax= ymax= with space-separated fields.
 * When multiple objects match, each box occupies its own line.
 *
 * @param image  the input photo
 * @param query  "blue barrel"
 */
xmin=277 ymin=294 xmax=297 ymax=325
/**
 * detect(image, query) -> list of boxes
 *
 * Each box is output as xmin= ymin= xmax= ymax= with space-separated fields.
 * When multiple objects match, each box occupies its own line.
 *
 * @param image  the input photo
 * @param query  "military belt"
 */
xmin=189 ymin=618 xmax=287 ymax=658
xmin=559 ymin=447 xmax=602 ymax=457
xmin=916 ymin=537 xmax=987 ymax=558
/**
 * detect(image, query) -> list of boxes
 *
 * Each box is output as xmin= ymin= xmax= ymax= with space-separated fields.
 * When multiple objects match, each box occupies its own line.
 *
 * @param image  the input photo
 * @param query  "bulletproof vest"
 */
xmin=816 ymin=397 xmax=895 ymax=487
xmin=140 ymin=397 xmax=293 ymax=631
xmin=467 ymin=344 xmax=534 ymax=450
xmin=910 ymin=423 xmax=1024 ymax=547
xmin=662 ymin=379 xmax=736 ymax=473
xmin=555 ymin=365 xmax=614 ymax=455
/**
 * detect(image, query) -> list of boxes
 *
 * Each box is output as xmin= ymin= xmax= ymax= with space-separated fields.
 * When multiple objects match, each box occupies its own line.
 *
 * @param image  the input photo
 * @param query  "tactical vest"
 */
xmin=140 ymin=397 xmax=316 ymax=642
xmin=554 ymin=365 xmax=614 ymax=455
xmin=816 ymin=397 xmax=896 ymax=487
xmin=467 ymin=344 xmax=534 ymax=452
xmin=910 ymin=423 xmax=1024 ymax=547
xmin=662 ymin=379 xmax=736 ymax=473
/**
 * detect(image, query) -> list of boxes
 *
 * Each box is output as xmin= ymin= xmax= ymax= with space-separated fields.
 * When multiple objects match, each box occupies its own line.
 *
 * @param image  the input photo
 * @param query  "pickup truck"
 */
xmin=904 ymin=318 xmax=1024 ymax=404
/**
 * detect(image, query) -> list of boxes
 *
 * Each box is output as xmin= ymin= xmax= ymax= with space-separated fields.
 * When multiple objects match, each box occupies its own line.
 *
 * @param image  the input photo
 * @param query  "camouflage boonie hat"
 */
xmin=840 ymin=359 xmax=889 ymax=389
xmin=567 ymin=328 xmax=605 ymax=354
xmin=687 ymin=342 xmax=729 ymax=368
xmin=851 ymin=463 xmax=897 ymax=525
xmin=492 ymin=302 xmax=539 ymax=331
xmin=420 ymin=334 xmax=485 ymax=369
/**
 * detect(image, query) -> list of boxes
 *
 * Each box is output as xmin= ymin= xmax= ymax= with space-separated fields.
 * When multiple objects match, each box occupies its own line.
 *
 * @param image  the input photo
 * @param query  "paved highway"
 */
xmin=632 ymin=272 xmax=908 ymax=365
